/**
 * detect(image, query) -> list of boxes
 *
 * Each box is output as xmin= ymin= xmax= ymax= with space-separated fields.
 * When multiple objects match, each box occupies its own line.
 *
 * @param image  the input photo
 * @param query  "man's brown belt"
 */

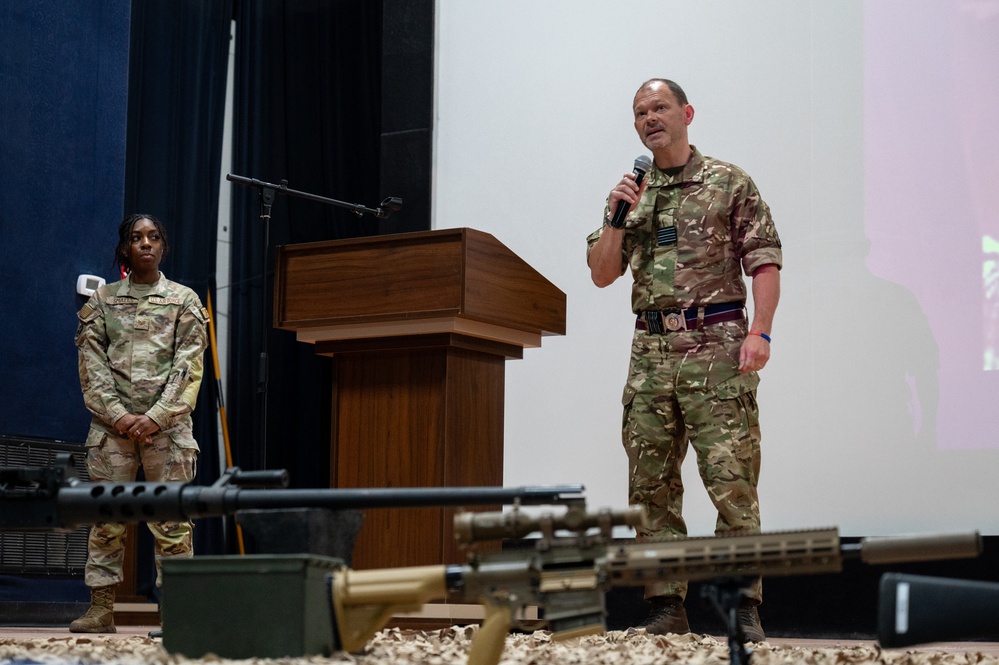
xmin=636 ymin=302 xmax=745 ymax=333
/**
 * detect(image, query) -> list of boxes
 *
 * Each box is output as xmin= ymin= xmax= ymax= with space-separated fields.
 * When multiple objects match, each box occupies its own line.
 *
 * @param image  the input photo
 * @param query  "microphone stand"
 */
xmin=227 ymin=174 xmax=402 ymax=219
xmin=226 ymin=173 xmax=402 ymax=468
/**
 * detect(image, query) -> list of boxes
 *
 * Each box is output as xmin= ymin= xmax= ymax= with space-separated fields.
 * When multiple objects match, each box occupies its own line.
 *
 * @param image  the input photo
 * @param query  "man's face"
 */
xmin=633 ymin=82 xmax=693 ymax=153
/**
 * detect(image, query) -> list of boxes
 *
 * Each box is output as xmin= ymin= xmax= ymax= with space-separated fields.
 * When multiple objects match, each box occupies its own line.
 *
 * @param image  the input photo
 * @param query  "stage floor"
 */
xmin=2 ymin=624 xmax=998 ymax=664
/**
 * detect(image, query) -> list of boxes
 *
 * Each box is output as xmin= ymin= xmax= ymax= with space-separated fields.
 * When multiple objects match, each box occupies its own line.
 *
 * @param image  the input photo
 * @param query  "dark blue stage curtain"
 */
xmin=0 ymin=1 xmax=131 ymax=443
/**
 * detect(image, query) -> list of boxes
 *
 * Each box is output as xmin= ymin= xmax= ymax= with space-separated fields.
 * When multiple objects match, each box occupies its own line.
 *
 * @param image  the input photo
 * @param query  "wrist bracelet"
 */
xmin=749 ymin=330 xmax=771 ymax=343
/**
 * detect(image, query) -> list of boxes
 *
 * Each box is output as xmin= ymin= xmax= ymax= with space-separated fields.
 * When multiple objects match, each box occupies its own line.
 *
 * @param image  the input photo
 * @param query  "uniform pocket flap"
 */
xmin=714 ymin=371 xmax=760 ymax=400
xmin=84 ymin=427 xmax=107 ymax=448
xmin=621 ymin=384 xmax=637 ymax=406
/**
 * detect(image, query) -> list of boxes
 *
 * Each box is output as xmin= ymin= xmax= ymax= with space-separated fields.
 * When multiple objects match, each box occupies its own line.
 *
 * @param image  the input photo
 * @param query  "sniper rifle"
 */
xmin=326 ymin=503 xmax=982 ymax=665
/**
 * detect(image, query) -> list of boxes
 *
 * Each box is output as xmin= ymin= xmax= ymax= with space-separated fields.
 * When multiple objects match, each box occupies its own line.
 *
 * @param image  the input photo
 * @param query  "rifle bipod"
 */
xmin=700 ymin=577 xmax=756 ymax=665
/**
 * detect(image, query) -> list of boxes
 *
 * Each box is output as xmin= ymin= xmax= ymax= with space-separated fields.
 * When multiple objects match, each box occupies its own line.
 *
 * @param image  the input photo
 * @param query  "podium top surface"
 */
xmin=274 ymin=228 xmax=566 ymax=347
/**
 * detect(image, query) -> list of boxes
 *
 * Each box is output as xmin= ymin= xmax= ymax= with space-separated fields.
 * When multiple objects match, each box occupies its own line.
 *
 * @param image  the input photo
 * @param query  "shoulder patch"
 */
xmin=190 ymin=306 xmax=210 ymax=324
xmin=77 ymin=302 xmax=97 ymax=321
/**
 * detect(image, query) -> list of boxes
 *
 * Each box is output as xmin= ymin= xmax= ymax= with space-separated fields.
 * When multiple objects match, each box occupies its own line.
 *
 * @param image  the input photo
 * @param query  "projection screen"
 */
xmin=433 ymin=0 xmax=999 ymax=536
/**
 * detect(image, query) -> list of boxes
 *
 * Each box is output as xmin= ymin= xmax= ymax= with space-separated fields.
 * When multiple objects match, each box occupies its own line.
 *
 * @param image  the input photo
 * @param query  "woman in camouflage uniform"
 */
xmin=70 ymin=214 xmax=208 ymax=633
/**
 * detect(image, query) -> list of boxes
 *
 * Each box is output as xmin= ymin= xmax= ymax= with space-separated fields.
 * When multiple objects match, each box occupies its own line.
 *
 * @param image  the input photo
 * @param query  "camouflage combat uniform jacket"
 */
xmin=75 ymin=273 xmax=208 ymax=443
xmin=587 ymin=146 xmax=782 ymax=310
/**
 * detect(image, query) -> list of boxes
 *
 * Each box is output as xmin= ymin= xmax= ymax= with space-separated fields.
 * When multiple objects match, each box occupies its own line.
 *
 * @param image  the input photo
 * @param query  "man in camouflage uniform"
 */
xmin=70 ymin=214 xmax=208 ymax=633
xmin=587 ymin=79 xmax=782 ymax=641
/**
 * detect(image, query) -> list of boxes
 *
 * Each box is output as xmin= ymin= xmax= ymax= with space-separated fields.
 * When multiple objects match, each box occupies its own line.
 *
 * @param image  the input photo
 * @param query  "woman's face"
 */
xmin=126 ymin=218 xmax=165 ymax=276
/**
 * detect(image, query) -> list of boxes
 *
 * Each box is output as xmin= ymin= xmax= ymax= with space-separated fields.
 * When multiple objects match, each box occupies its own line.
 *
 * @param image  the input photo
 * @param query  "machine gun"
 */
xmin=0 ymin=453 xmax=585 ymax=530
xmin=326 ymin=503 xmax=982 ymax=665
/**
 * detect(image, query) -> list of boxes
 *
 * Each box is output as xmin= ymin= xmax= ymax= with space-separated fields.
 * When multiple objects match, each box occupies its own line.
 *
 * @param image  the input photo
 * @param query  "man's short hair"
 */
xmin=636 ymin=78 xmax=688 ymax=106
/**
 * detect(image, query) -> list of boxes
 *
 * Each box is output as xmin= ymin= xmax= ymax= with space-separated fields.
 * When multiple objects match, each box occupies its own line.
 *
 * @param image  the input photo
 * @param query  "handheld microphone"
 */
xmin=608 ymin=155 xmax=653 ymax=228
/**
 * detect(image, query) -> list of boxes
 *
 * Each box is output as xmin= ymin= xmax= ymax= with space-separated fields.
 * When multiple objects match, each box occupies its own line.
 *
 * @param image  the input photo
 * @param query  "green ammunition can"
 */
xmin=162 ymin=554 xmax=341 ymax=658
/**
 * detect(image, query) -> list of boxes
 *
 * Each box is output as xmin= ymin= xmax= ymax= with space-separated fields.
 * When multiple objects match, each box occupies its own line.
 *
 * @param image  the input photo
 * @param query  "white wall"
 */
xmin=433 ymin=0 xmax=999 ymax=536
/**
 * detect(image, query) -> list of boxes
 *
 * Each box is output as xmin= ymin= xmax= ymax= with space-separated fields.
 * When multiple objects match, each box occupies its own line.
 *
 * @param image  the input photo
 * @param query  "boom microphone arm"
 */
xmin=226 ymin=174 xmax=402 ymax=220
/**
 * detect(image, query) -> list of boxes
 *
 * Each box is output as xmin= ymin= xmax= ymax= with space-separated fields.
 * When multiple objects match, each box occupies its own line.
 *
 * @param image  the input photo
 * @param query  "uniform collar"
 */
xmin=114 ymin=272 xmax=168 ymax=296
xmin=645 ymin=145 xmax=706 ymax=188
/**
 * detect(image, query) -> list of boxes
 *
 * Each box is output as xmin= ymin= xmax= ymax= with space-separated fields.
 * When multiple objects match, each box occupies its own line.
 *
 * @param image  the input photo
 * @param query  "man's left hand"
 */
xmin=739 ymin=335 xmax=771 ymax=373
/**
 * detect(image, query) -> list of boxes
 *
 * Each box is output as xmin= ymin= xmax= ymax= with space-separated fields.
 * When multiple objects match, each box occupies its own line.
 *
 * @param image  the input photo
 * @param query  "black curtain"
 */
xmin=123 ymin=0 xmax=232 ymax=593
xmin=124 ymin=1 xmax=432 ymax=574
xmin=227 ymin=0 xmax=384 ymax=489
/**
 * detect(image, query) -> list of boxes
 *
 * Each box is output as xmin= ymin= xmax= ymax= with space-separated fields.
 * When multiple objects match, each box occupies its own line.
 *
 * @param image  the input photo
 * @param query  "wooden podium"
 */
xmin=273 ymin=228 xmax=565 ymax=570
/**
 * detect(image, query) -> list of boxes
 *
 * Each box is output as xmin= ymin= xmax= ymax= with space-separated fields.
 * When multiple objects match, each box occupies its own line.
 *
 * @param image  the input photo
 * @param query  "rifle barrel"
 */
xmin=0 ymin=454 xmax=585 ymax=530
xmin=38 ymin=482 xmax=586 ymax=528
xmin=844 ymin=532 xmax=982 ymax=565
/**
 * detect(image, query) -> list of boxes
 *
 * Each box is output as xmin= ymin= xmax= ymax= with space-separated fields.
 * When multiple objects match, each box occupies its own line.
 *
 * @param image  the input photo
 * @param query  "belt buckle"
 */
xmin=663 ymin=311 xmax=686 ymax=331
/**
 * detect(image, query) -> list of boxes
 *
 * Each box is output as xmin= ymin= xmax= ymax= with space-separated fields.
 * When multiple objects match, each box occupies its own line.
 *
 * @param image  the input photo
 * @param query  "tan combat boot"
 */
xmin=69 ymin=585 xmax=116 ymax=633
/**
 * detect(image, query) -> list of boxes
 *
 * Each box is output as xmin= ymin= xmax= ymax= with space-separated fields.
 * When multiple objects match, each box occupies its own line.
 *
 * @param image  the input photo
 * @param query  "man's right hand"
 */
xmin=607 ymin=171 xmax=647 ymax=223
xmin=588 ymin=173 xmax=647 ymax=287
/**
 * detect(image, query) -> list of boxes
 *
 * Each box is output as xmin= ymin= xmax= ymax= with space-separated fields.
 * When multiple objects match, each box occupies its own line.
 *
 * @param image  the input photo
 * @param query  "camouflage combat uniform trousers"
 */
xmin=622 ymin=317 xmax=763 ymax=603
xmin=83 ymin=424 xmax=198 ymax=588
